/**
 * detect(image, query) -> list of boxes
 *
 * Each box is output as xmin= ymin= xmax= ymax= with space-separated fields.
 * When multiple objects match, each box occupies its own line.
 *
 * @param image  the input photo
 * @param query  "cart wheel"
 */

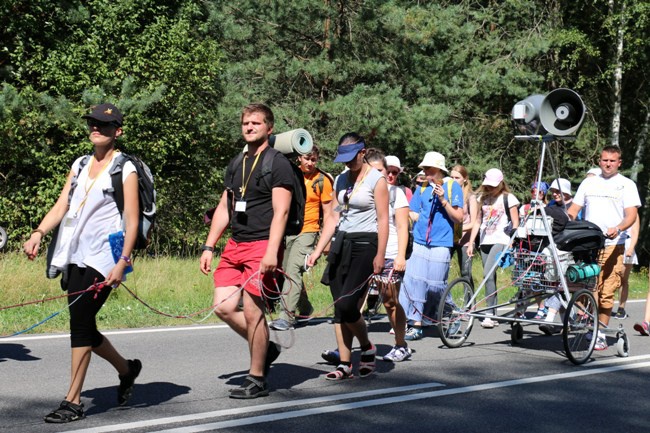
xmin=615 ymin=331 xmax=630 ymax=358
xmin=563 ymin=289 xmax=598 ymax=365
xmin=511 ymin=323 xmax=524 ymax=344
xmin=0 ymin=226 xmax=7 ymax=250
xmin=438 ymin=278 xmax=475 ymax=348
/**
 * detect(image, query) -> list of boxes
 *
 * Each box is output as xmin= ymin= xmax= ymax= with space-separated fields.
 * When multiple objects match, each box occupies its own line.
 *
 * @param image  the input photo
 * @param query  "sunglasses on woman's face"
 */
xmin=343 ymin=186 xmax=353 ymax=205
xmin=387 ymin=170 xmax=400 ymax=176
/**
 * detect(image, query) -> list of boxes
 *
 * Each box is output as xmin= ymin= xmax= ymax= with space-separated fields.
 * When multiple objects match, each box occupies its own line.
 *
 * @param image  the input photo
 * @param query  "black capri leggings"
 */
xmin=65 ymin=264 xmax=113 ymax=348
xmin=329 ymin=238 xmax=377 ymax=324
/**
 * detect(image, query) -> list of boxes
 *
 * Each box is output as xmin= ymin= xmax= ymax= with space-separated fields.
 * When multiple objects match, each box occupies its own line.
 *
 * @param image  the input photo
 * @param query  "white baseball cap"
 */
xmin=385 ymin=155 xmax=403 ymax=172
xmin=587 ymin=167 xmax=602 ymax=176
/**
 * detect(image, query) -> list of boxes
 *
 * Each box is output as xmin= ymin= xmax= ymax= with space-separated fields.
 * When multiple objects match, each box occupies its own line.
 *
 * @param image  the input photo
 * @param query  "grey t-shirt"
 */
xmin=335 ymin=168 xmax=384 ymax=233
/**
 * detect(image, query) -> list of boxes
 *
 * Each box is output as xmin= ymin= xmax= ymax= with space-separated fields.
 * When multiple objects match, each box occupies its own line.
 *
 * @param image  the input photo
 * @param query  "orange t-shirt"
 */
xmin=301 ymin=170 xmax=333 ymax=233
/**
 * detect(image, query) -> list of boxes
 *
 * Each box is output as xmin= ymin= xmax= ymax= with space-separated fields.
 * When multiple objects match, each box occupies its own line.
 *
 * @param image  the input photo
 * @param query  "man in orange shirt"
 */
xmin=270 ymin=145 xmax=333 ymax=330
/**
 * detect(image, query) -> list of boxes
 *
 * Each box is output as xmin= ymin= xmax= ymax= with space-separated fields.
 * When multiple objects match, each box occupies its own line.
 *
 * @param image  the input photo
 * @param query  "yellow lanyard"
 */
xmin=73 ymin=153 xmax=114 ymax=218
xmin=241 ymin=151 xmax=262 ymax=199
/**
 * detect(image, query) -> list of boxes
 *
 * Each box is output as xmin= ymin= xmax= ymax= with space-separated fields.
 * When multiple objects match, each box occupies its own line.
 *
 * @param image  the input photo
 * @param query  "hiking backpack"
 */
xmin=310 ymin=168 xmax=334 ymax=226
xmin=73 ymin=152 xmax=156 ymax=250
xmin=227 ymin=148 xmax=306 ymax=236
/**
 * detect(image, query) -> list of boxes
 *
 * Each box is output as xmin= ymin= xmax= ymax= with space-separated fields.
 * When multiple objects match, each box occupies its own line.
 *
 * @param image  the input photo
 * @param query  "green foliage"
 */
xmin=1 ymin=0 xmax=224 ymax=255
xmin=1 ymin=0 xmax=648 ymax=260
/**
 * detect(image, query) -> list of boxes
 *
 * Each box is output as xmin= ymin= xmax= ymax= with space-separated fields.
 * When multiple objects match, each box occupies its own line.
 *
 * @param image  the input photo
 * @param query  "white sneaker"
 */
xmin=383 ymin=346 xmax=412 ymax=362
xmin=481 ymin=317 xmax=499 ymax=328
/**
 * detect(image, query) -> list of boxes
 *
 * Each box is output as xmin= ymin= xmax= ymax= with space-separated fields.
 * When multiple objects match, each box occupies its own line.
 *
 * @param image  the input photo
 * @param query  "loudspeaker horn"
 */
xmin=540 ymin=88 xmax=586 ymax=137
xmin=511 ymin=94 xmax=546 ymax=135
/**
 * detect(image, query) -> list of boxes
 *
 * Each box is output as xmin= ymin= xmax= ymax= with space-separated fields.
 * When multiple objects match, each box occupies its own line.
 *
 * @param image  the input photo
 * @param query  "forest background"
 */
xmin=1 ymin=0 xmax=648 ymax=262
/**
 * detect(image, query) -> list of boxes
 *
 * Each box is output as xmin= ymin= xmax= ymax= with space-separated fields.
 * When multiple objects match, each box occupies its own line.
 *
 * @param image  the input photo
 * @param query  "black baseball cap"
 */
xmin=82 ymin=103 xmax=123 ymax=126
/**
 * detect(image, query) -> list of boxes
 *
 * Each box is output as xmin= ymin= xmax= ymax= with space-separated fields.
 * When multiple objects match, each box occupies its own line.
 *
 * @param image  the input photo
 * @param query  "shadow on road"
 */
xmin=82 ymin=381 xmax=191 ymax=415
xmin=0 ymin=343 xmax=41 ymax=363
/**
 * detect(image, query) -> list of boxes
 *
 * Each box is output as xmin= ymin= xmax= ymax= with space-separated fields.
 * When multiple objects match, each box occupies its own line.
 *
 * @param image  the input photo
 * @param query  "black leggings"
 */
xmin=65 ymin=265 xmax=113 ymax=348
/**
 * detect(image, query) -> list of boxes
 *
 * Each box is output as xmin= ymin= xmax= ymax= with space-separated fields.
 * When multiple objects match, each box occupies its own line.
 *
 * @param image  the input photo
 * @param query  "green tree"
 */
xmin=1 ymin=0 xmax=224 ymax=255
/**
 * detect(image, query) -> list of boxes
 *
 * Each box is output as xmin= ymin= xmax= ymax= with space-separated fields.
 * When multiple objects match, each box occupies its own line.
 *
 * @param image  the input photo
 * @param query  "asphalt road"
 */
xmin=2 ymin=300 xmax=650 ymax=433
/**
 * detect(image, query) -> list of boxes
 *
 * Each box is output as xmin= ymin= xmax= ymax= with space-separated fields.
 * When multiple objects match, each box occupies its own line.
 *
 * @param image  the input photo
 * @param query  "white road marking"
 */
xmin=63 ymin=382 xmax=445 ymax=433
xmin=64 ymin=360 xmax=650 ymax=433
xmin=1 ymin=325 xmax=229 ymax=342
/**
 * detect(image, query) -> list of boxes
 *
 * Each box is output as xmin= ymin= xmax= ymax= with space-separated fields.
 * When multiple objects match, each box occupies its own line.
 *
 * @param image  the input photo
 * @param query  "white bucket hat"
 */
xmin=418 ymin=151 xmax=448 ymax=173
xmin=550 ymin=178 xmax=572 ymax=196
xmin=385 ymin=155 xmax=403 ymax=173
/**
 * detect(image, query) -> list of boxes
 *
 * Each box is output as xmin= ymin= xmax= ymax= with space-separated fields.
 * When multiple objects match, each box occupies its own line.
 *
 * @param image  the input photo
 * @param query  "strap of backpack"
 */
xmin=110 ymin=153 xmax=127 ymax=217
xmin=68 ymin=155 xmax=91 ymax=208
xmin=259 ymin=148 xmax=277 ymax=191
xmin=389 ymin=185 xmax=397 ymax=208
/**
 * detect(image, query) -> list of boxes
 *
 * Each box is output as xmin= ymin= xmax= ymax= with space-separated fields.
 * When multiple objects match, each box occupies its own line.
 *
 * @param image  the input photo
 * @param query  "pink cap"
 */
xmin=482 ymin=168 xmax=504 ymax=187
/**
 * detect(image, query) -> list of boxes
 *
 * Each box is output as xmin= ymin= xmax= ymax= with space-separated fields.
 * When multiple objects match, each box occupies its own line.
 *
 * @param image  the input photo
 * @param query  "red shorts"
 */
xmin=213 ymin=238 xmax=283 ymax=297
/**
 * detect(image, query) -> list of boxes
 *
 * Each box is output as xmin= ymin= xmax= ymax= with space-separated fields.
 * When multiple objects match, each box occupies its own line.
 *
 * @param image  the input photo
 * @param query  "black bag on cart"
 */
xmin=553 ymin=220 xmax=605 ymax=252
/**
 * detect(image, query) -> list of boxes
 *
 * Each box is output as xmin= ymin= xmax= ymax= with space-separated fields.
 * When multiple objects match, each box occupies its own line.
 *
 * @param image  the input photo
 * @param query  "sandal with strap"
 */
xmin=44 ymin=400 xmax=85 ymax=423
xmin=325 ymin=364 xmax=353 ymax=381
xmin=229 ymin=375 xmax=269 ymax=399
xmin=359 ymin=343 xmax=376 ymax=378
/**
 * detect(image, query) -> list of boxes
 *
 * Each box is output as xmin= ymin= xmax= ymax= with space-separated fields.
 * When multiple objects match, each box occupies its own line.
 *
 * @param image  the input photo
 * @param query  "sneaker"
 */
xmin=633 ymin=321 xmax=650 ymax=336
xmin=538 ymin=323 xmax=561 ymax=336
xmin=269 ymin=318 xmax=295 ymax=331
xmin=321 ymin=348 xmax=340 ymax=365
xmin=389 ymin=328 xmax=395 ymax=335
xmin=383 ymin=345 xmax=412 ymax=362
xmin=229 ymin=375 xmax=269 ymax=399
xmin=117 ymin=359 xmax=142 ymax=406
xmin=447 ymin=319 xmax=462 ymax=336
xmin=404 ymin=327 xmax=423 ymax=341
xmin=594 ymin=336 xmax=608 ymax=351
xmin=481 ymin=317 xmax=499 ymax=329
xmin=613 ymin=308 xmax=628 ymax=320
xmin=534 ymin=307 xmax=548 ymax=320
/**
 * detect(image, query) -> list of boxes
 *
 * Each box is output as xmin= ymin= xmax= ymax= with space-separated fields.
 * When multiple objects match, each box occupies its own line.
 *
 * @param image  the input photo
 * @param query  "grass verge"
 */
xmin=1 ymin=252 xmax=647 ymax=336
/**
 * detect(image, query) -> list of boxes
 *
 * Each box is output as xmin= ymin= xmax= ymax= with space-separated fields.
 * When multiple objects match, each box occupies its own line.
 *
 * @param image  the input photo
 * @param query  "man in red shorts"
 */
xmin=200 ymin=103 xmax=294 ymax=398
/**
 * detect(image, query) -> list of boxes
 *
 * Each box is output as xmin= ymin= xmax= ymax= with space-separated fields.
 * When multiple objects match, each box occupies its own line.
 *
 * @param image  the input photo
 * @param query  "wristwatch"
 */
xmin=201 ymin=245 xmax=214 ymax=252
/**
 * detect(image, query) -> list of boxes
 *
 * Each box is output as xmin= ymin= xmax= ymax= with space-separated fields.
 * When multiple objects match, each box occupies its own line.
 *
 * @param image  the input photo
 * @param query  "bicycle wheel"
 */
xmin=438 ymin=278 xmax=475 ymax=348
xmin=563 ymin=289 xmax=598 ymax=365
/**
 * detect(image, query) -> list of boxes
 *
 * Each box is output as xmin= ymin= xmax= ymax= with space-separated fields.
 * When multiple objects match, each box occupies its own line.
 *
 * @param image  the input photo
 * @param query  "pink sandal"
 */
xmin=325 ymin=364 xmax=353 ymax=381
xmin=359 ymin=344 xmax=376 ymax=378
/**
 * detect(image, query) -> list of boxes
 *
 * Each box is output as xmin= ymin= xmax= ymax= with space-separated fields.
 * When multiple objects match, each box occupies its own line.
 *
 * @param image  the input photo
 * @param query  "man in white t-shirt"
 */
xmin=568 ymin=146 xmax=641 ymax=350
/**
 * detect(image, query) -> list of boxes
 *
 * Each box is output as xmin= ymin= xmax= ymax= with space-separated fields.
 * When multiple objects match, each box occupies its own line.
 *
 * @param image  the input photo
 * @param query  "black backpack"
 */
xmin=74 ymin=153 xmax=156 ymax=250
xmin=227 ymin=148 xmax=306 ymax=236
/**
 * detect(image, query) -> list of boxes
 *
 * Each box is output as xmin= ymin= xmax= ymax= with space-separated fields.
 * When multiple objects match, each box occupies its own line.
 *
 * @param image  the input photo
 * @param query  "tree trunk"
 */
xmin=610 ymin=0 xmax=626 ymax=148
